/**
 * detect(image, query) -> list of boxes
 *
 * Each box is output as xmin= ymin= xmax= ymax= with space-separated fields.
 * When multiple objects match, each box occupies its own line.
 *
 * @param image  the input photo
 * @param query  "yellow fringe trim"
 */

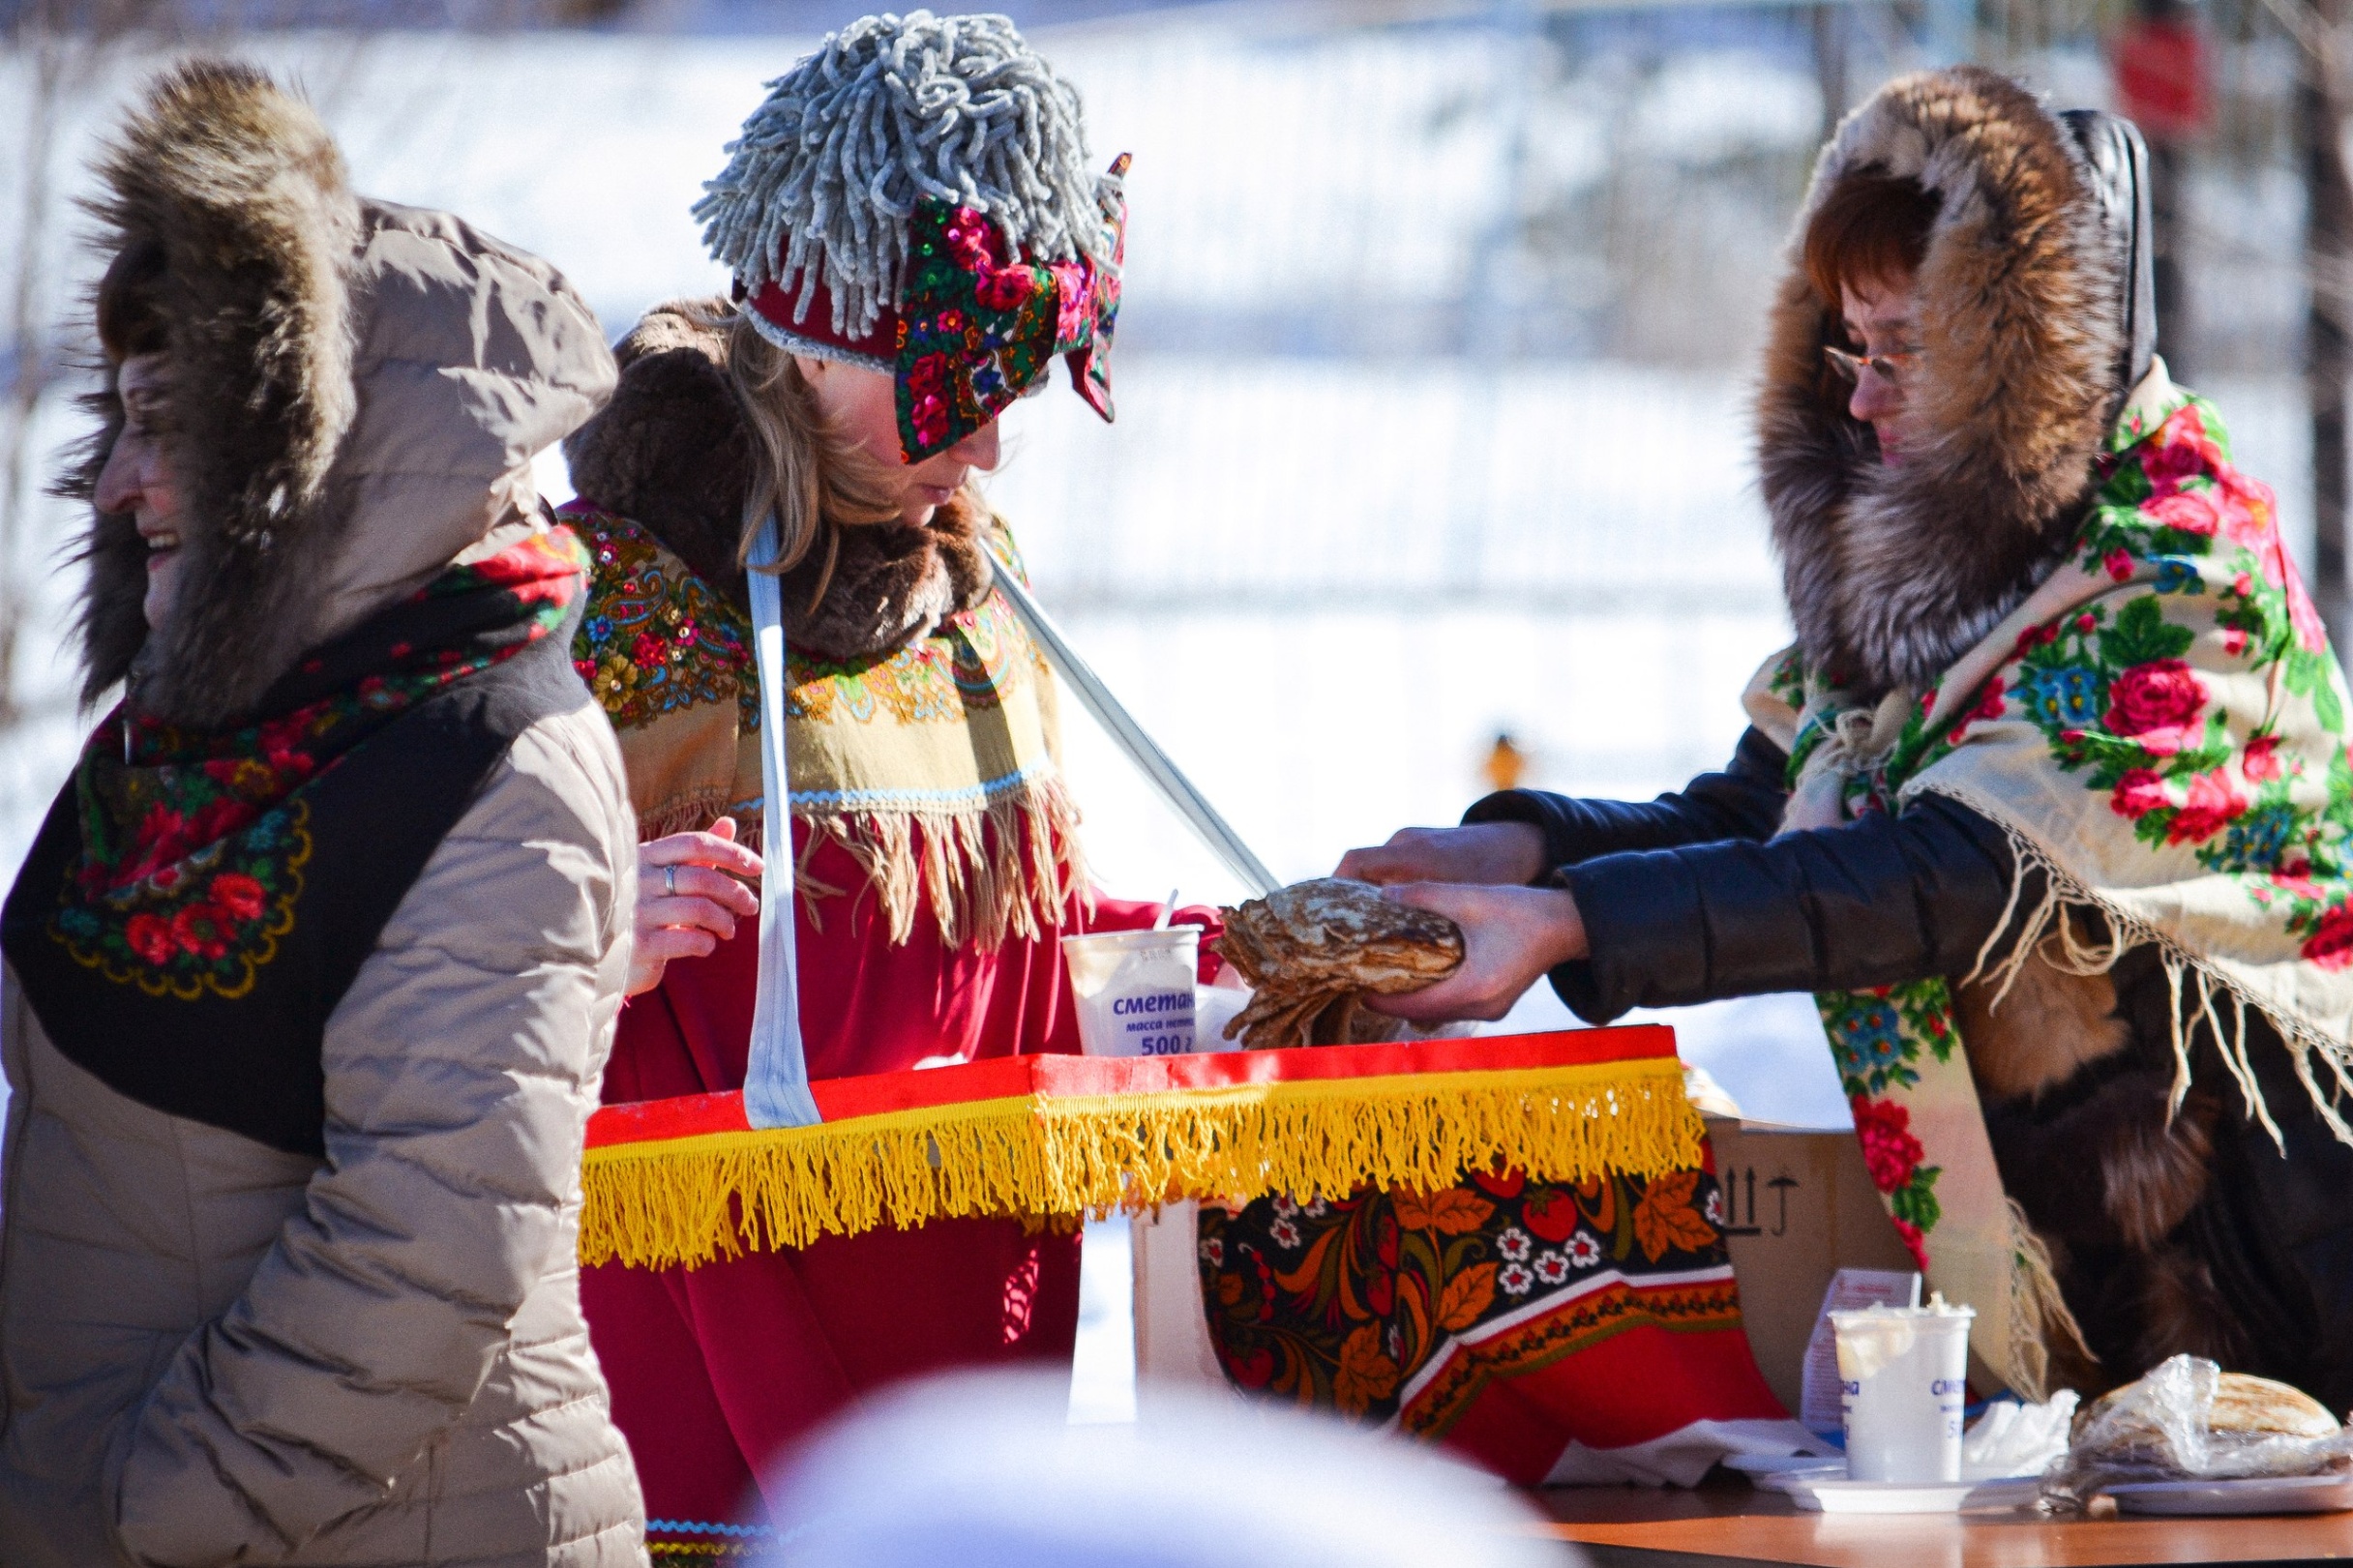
xmin=580 ymin=1057 xmax=1703 ymax=1272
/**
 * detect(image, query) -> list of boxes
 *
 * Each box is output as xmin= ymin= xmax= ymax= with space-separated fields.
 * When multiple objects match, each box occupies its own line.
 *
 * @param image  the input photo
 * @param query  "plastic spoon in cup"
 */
xmin=1152 ymin=888 xmax=1179 ymax=931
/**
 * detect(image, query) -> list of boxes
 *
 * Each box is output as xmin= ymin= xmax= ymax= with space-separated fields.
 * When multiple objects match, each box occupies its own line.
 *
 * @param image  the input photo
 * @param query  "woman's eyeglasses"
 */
xmin=1824 ymin=343 xmax=1919 ymax=386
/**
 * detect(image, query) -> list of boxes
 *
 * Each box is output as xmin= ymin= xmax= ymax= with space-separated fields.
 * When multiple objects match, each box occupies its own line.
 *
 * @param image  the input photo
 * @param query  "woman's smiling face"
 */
xmin=92 ymin=354 xmax=187 ymax=632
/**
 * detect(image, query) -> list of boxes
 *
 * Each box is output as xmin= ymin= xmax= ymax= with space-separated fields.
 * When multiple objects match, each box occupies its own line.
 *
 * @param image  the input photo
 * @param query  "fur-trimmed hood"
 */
xmin=559 ymin=298 xmax=997 ymax=663
xmin=64 ymin=61 xmax=615 ymax=728
xmin=1759 ymin=68 xmax=2157 ymax=698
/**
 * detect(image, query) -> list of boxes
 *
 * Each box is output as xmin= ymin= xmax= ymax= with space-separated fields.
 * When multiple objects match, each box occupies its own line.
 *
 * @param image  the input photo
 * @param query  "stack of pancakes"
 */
xmin=1212 ymin=878 xmax=1463 ymax=1051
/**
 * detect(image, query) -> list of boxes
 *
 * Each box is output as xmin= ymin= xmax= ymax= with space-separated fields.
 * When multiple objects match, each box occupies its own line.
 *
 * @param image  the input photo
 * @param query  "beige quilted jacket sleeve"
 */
xmin=106 ymin=707 xmax=636 ymax=1563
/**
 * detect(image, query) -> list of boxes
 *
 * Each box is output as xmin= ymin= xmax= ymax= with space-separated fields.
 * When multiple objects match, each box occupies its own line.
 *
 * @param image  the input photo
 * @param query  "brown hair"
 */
xmin=95 ymin=239 xmax=170 ymax=362
xmin=1802 ymin=172 xmax=1941 ymax=308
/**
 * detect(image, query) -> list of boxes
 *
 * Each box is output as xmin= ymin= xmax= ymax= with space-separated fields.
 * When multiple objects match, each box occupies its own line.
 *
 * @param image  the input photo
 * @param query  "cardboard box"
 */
xmin=1703 ymin=1115 xmax=1917 ymax=1416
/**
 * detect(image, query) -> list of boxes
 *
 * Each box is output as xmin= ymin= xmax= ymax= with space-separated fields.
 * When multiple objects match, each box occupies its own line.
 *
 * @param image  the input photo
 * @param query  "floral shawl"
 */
xmin=566 ymin=502 xmax=1082 ymax=950
xmin=2 ymin=529 xmax=588 ymax=1155
xmin=1743 ymin=366 xmax=2353 ymax=1398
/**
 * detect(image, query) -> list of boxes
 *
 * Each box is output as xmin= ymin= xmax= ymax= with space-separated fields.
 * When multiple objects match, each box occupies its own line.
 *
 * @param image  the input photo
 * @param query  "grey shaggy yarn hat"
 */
xmin=695 ymin=10 xmax=1119 ymax=342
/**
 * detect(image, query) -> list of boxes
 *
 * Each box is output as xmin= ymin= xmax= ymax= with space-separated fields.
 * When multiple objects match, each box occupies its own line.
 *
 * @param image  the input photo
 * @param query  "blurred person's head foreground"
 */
xmin=760 ymin=1371 xmax=1582 ymax=1568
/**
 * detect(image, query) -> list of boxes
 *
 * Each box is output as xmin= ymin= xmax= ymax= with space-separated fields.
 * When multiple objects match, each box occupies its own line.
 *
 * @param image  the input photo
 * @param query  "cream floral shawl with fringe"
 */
xmin=1743 ymin=366 xmax=2353 ymax=1399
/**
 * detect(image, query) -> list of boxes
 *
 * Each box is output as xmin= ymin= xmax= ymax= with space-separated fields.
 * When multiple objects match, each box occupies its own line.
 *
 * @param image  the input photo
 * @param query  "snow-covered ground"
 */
xmin=0 ymin=19 xmax=2322 ymax=1142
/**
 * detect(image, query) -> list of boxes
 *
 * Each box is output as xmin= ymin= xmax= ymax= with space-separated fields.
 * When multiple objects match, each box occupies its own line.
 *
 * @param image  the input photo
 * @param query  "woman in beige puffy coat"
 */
xmin=0 ymin=65 xmax=644 ymax=1566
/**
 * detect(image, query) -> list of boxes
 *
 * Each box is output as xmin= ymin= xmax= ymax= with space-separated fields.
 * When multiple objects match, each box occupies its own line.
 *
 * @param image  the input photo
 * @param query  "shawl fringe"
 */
xmin=1944 ymin=784 xmax=2353 ymax=1155
xmin=796 ymin=775 xmax=1088 ymax=951
xmin=638 ymin=793 xmax=760 ymax=851
xmin=635 ymin=781 xmax=1089 ymax=952
xmin=2004 ymin=1197 xmax=2095 ymax=1403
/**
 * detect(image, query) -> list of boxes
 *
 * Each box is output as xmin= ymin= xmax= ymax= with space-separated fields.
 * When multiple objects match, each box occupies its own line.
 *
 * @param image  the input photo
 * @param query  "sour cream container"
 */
xmin=1060 ymin=928 xmax=1200 ymax=1058
xmin=1832 ymin=1296 xmax=1975 ymax=1482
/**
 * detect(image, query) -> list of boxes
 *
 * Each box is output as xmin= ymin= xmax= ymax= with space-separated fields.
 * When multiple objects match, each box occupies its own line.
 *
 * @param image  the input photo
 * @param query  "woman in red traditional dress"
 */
xmin=563 ymin=15 xmax=1173 ymax=1553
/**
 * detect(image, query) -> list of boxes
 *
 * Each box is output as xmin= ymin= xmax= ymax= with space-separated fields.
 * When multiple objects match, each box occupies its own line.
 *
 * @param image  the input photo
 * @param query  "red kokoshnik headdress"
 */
xmin=697 ymin=13 xmax=1127 ymax=462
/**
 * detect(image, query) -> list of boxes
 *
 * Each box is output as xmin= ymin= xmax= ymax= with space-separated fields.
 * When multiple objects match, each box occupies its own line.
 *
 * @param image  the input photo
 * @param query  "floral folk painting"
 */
xmin=893 ymin=169 xmax=1124 ymax=462
xmin=1746 ymin=370 xmax=2353 ymax=1398
xmin=1199 ymin=1163 xmax=1786 ymax=1483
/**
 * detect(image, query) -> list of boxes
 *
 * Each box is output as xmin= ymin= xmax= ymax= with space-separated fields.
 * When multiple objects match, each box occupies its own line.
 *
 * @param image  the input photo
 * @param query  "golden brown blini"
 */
xmin=1214 ymin=879 xmax=1464 ymax=1051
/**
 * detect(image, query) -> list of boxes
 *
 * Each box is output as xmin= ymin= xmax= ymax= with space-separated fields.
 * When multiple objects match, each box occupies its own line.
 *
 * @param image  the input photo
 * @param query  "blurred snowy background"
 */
xmin=0 ymin=0 xmax=2326 ymax=1142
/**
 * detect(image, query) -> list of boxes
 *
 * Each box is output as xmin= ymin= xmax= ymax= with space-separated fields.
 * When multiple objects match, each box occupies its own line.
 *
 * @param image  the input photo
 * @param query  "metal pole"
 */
xmin=2301 ymin=0 xmax=2353 ymax=646
xmin=1814 ymin=2 xmax=1848 ymax=143
xmin=988 ymin=559 xmax=1279 ymax=898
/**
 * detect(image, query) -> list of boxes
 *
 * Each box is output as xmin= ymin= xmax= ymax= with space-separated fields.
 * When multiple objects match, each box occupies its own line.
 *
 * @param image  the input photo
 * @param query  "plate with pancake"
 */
xmin=2106 ymin=1473 xmax=2353 ymax=1516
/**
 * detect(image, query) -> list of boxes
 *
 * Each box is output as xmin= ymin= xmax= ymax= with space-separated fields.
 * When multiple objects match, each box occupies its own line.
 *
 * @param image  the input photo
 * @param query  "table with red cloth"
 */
xmin=581 ymin=834 xmax=1187 ymax=1554
xmin=581 ymin=933 xmax=1791 ymax=1553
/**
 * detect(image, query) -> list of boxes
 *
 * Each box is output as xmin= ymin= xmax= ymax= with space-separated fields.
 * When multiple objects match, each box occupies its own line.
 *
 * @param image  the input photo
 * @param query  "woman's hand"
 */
xmin=1334 ymin=821 xmax=1548 ymax=887
xmin=628 ymin=816 xmax=763 ymax=997
xmin=1363 ymin=882 xmax=1587 ymax=1022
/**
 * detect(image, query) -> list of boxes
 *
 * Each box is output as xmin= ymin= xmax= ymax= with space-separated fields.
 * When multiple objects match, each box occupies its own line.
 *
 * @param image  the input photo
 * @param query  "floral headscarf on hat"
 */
xmin=698 ymin=13 xmax=1127 ymax=461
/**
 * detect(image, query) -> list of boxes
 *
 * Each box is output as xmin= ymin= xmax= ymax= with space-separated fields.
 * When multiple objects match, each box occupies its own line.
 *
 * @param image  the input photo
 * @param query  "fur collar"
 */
xmin=561 ymin=298 xmax=996 ymax=662
xmin=63 ymin=61 xmax=362 ymax=729
xmin=1758 ymin=68 xmax=2130 ymax=698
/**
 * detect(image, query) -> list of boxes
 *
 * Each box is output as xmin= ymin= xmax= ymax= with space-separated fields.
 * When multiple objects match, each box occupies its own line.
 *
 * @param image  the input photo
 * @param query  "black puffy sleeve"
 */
xmin=1550 ymin=792 xmax=2020 ymax=1021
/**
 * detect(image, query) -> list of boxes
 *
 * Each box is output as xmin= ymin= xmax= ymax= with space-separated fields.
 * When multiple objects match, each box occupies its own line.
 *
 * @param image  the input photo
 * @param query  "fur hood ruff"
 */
xmin=560 ymin=298 xmax=998 ymax=663
xmin=65 ymin=62 xmax=614 ymax=729
xmin=1759 ymin=68 xmax=2153 ymax=699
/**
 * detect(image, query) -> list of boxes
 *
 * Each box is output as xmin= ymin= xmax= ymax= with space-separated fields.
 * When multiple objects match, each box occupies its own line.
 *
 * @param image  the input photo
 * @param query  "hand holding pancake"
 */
xmin=1212 ymin=878 xmax=1464 ymax=1050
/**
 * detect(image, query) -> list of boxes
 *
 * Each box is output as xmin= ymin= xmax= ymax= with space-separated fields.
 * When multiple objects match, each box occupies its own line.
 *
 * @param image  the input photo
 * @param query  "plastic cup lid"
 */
xmin=1059 ymin=927 xmax=1200 ymax=953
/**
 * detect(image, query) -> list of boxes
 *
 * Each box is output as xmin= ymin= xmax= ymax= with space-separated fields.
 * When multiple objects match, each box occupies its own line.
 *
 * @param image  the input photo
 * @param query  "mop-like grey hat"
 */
xmin=694 ymin=10 xmax=1120 ymax=349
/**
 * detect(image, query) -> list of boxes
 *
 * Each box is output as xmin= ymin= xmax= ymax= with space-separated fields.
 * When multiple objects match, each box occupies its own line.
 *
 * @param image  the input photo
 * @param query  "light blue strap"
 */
xmin=988 ymin=557 xmax=1277 ymax=896
xmin=742 ymin=517 xmax=821 ymax=1129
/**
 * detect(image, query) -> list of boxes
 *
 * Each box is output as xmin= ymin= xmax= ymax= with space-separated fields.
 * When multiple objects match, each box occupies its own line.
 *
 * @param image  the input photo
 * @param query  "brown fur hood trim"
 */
xmin=561 ymin=298 xmax=995 ymax=662
xmin=1759 ymin=68 xmax=2130 ymax=697
xmin=63 ymin=61 xmax=362 ymax=728
xmin=62 ymin=62 xmax=615 ymax=730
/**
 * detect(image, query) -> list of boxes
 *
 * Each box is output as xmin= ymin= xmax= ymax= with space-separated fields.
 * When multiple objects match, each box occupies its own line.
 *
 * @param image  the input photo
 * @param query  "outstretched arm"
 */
xmin=1462 ymin=727 xmax=1792 ymax=869
xmin=1372 ymin=793 xmax=2017 ymax=1023
xmin=1336 ymin=729 xmax=1791 ymax=889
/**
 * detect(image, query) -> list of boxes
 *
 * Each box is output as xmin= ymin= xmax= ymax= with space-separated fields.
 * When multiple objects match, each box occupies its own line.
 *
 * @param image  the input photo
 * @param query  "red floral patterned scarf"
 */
xmin=3 ymin=528 xmax=589 ymax=1154
xmin=1745 ymin=369 xmax=2353 ymax=1399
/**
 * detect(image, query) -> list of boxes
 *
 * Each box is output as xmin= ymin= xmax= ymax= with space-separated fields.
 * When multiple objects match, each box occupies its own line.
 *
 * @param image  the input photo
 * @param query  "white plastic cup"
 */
xmin=1832 ymin=1302 xmax=1975 ymax=1483
xmin=1061 ymin=928 xmax=1200 ymax=1058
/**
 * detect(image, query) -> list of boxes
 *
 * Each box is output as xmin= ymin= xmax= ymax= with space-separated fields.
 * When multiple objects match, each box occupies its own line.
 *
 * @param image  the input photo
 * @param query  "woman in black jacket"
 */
xmin=1348 ymin=69 xmax=2353 ymax=1410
